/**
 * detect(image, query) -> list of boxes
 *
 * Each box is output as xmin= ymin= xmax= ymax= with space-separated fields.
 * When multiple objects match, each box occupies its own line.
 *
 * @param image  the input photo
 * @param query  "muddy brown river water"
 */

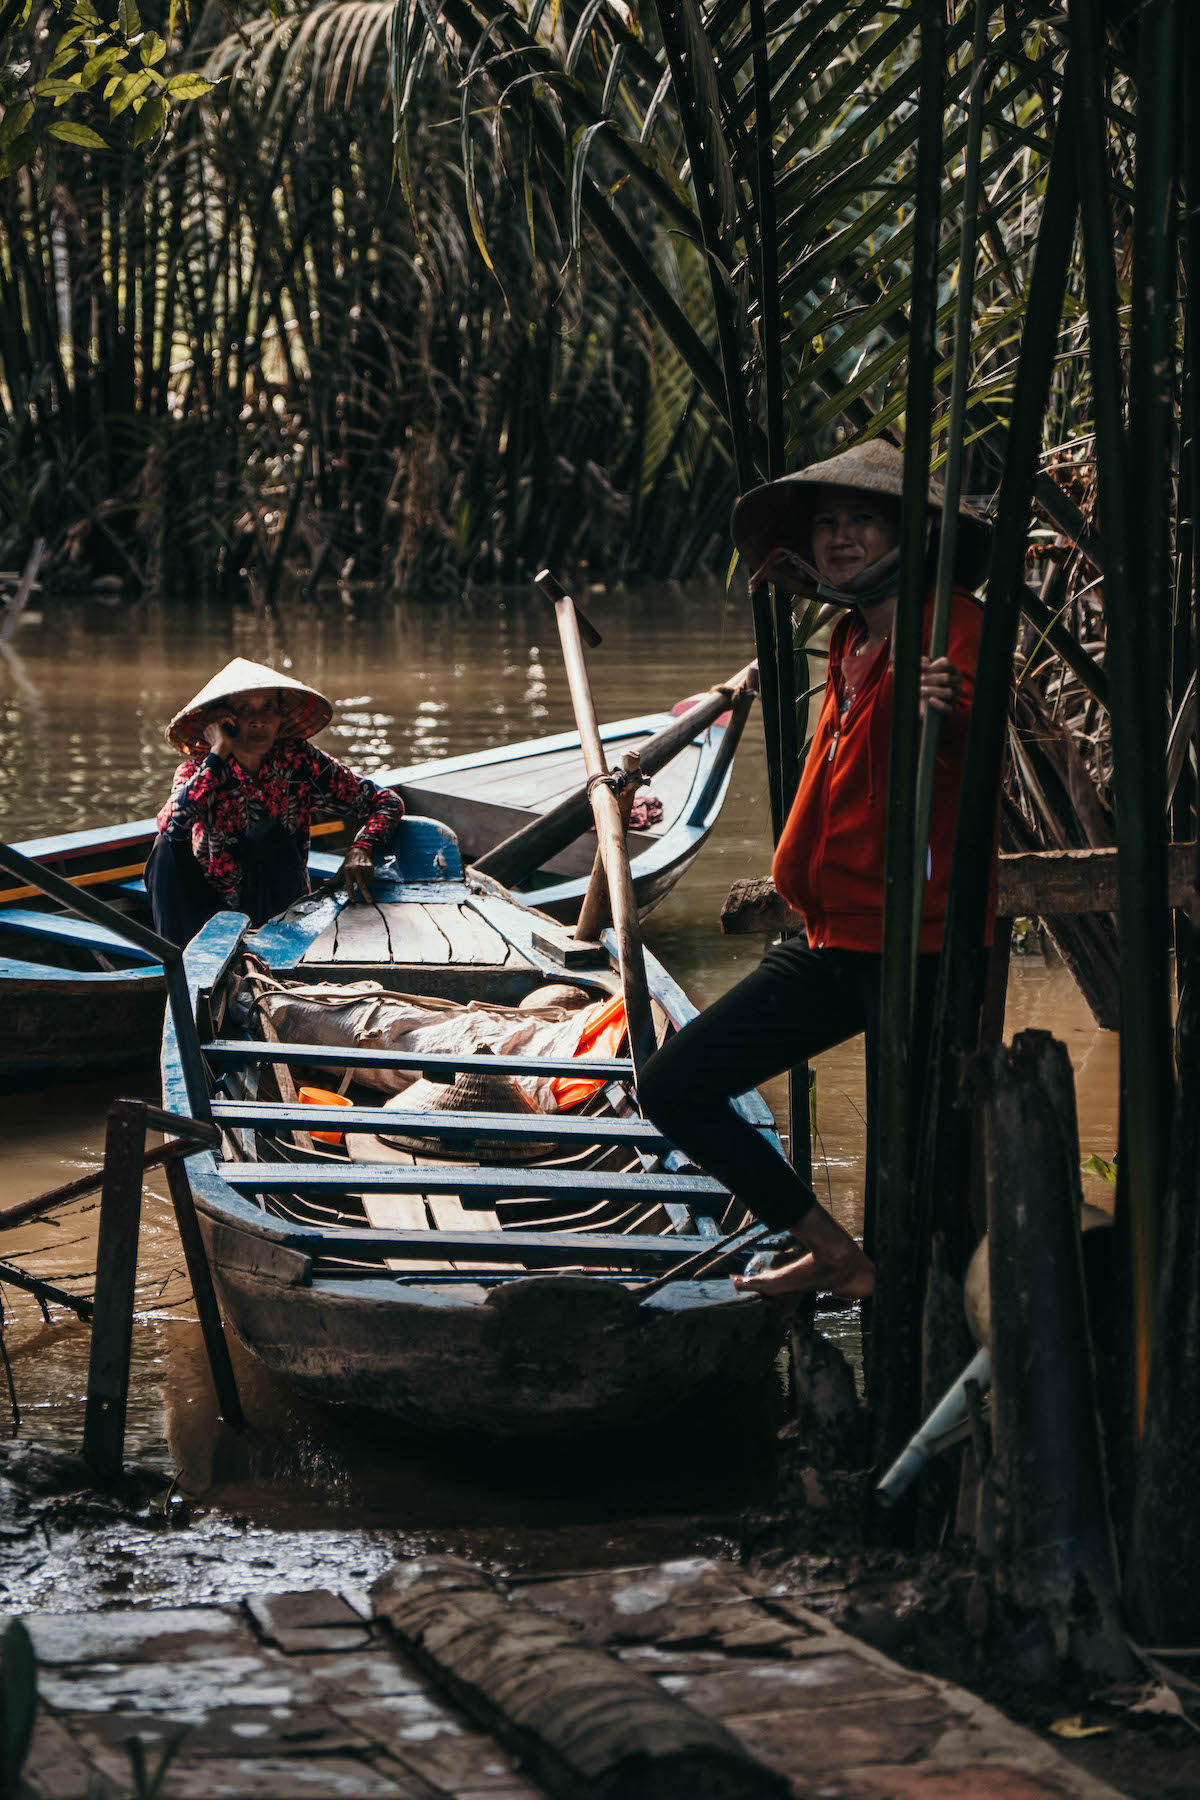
xmin=0 ymin=585 xmax=1120 ymax=1545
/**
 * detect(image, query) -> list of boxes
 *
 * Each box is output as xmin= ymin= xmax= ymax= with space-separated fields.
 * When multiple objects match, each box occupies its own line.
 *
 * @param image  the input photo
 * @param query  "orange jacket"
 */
xmin=772 ymin=588 xmax=991 ymax=953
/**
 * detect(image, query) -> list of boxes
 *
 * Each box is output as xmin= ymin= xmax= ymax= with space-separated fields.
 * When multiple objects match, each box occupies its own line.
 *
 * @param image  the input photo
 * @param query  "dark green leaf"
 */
xmin=0 ymin=128 xmax=38 ymax=176
xmin=0 ymin=97 xmax=33 ymax=147
xmin=164 ymin=72 xmax=215 ymax=99
xmin=47 ymin=118 xmax=108 ymax=145
xmin=132 ymin=93 xmax=165 ymax=141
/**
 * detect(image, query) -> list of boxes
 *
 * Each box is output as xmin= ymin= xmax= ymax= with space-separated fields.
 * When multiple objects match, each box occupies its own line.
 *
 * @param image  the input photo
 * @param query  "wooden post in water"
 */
xmin=81 ymin=1100 xmax=242 ymax=1483
xmin=83 ymin=1101 xmax=148 ymax=1485
xmin=977 ymin=1030 xmax=1130 ymax=1678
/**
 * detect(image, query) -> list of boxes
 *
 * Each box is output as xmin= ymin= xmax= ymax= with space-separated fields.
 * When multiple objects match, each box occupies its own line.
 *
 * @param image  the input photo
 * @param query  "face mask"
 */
xmin=756 ymin=543 xmax=902 ymax=609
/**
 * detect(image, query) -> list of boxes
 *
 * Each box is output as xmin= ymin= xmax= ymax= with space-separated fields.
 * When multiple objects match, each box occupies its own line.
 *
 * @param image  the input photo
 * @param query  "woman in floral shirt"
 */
xmin=146 ymin=657 xmax=404 ymax=946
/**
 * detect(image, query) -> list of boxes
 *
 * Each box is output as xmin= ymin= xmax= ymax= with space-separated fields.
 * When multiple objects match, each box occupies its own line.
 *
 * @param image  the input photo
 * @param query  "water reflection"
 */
xmin=0 ymin=586 xmax=1119 ymax=1531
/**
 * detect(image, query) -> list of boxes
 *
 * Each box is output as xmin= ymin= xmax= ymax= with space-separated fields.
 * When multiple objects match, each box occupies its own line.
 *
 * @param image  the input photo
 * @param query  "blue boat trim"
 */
xmin=0 ymin=955 xmax=163 ymax=984
xmin=0 ymin=907 xmax=161 ymax=964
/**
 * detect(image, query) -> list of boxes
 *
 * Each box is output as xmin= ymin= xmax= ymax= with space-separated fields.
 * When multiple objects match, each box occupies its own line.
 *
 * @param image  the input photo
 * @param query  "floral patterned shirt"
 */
xmin=157 ymin=739 xmax=404 ymax=908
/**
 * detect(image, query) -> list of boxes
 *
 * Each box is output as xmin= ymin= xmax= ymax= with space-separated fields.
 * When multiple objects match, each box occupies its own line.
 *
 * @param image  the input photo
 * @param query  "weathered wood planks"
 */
xmin=371 ymin=1557 xmax=788 ymax=1800
xmin=720 ymin=843 xmax=1200 ymax=935
xmin=301 ymin=901 xmax=522 ymax=966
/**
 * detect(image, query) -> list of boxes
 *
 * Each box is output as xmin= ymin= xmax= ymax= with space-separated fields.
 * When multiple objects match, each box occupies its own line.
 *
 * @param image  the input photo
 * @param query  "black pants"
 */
xmin=637 ymin=940 xmax=941 ymax=1248
xmin=145 ymin=820 xmax=307 ymax=948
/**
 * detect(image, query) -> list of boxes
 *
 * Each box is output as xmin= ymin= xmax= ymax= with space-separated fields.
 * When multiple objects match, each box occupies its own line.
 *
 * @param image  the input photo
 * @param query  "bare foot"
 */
xmin=732 ymin=1247 xmax=874 ymax=1301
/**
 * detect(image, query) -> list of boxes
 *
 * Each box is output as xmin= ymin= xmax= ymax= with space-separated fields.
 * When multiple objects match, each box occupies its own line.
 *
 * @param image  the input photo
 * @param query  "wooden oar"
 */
xmin=575 ymin=749 xmax=641 ymax=943
xmin=537 ymin=569 xmax=656 ymax=1078
xmin=472 ymin=658 xmax=758 ymax=888
xmin=635 ymin=1222 xmax=770 ymax=1299
xmin=0 ymin=860 xmax=147 ymax=907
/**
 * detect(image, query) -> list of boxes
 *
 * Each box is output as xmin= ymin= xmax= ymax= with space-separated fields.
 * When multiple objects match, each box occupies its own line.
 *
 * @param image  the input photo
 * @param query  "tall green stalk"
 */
xmin=871 ymin=0 xmax=946 ymax=1468
xmin=911 ymin=0 xmax=991 ymax=962
xmin=916 ymin=55 xmax=1081 ymax=1282
xmin=1073 ymin=0 xmax=1177 ymax=1431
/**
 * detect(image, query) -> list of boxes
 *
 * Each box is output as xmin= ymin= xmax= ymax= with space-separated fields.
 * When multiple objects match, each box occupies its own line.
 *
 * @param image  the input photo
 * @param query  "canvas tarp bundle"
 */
xmin=233 ymin=972 xmax=622 ymax=1112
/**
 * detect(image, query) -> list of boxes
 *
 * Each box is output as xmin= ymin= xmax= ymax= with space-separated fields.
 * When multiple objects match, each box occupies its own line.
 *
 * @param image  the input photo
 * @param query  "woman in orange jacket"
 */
xmin=637 ymin=440 xmax=991 ymax=1301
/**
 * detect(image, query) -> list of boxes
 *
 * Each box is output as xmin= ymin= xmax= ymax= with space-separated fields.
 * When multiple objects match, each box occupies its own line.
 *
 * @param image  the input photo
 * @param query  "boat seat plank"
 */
xmin=0 ymin=908 xmax=160 ymax=964
xmin=225 ymin=1162 xmax=730 ymax=1202
xmin=419 ymin=750 xmax=588 ymax=804
xmin=203 ymin=1041 xmax=634 ymax=1080
xmin=295 ymin=1226 xmax=733 ymax=1267
xmin=211 ymin=1101 xmax=678 ymax=1150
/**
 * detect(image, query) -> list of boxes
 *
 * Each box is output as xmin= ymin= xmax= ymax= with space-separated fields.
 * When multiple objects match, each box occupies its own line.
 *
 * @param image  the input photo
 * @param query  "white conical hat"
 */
xmin=166 ymin=658 xmax=333 ymax=754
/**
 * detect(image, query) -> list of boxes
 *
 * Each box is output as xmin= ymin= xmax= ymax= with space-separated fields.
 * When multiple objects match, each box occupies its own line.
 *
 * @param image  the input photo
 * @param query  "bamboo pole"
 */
xmin=0 ymin=537 xmax=45 ymax=645
xmin=980 ymin=1033 xmax=1131 ymax=1678
xmin=536 ymin=573 xmax=657 ymax=1078
xmin=914 ymin=69 xmax=1081 ymax=1286
xmin=1073 ymin=0 xmax=1176 ymax=1431
xmin=910 ymin=0 xmax=991 ymax=964
xmin=870 ymin=0 xmax=947 ymax=1470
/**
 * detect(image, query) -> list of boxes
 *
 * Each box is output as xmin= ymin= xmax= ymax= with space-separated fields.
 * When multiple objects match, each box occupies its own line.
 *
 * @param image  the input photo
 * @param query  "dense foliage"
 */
xmin=0 ymin=0 xmax=740 ymax=598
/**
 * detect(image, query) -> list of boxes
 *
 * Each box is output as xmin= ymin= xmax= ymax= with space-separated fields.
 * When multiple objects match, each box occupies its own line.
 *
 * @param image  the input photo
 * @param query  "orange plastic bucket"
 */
xmin=298 ymin=1086 xmax=354 ymax=1144
xmin=551 ymin=994 xmax=629 ymax=1110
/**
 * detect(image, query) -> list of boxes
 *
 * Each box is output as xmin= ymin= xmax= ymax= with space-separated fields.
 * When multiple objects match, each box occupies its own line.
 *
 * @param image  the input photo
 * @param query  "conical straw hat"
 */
xmin=731 ymin=438 xmax=992 ymax=589
xmin=166 ymin=658 xmax=333 ymax=754
xmin=380 ymin=1049 xmax=556 ymax=1162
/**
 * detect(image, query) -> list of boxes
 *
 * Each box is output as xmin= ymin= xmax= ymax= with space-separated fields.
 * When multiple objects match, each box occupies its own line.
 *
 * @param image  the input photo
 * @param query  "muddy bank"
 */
xmin=1 ymin=1437 xmax=1196 ymax=1799
xmin=736 ymin=1446 xmax=1200 ymax=1800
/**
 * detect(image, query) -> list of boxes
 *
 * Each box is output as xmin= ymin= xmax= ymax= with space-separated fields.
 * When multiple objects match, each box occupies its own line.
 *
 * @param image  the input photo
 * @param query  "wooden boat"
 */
xmin=2 ymin=695 xmax=750 ymax=1084
xmin=160 ymin=815 xmax=781 ymax=1438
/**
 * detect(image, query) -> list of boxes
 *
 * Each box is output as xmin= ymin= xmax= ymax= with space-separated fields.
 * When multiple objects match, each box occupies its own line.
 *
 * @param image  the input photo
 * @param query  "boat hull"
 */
xmin=198 ymin=1211 xmax=779 ymax=1439
xmin=0 ymin=957 xmax=165 ymax=1081
xmin=4 ymin=708 xmax=739 ymax=1083
xmin=156 ymin=865 xmax=786 ymax=1444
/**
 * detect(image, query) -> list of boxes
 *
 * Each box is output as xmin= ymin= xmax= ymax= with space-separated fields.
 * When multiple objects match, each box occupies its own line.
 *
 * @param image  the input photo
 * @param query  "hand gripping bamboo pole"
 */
xmin=536 ymin=571 xmax=657 ymax=1079
xmin=574 ymin=749 xmax=642 ymax=944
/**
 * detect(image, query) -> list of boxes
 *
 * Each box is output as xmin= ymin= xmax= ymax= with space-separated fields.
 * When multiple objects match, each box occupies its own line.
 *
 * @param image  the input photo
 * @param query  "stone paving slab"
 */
xmin=17 ymin=1564 xmax=1128 ymax=1799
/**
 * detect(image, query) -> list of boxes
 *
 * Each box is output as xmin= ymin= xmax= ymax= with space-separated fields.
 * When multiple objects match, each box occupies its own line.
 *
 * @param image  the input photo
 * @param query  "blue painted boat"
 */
xmin=3 ymin=700 xmax=749 ymax=1084
xmin=160 ymin=816 xmax=782 ymax=1437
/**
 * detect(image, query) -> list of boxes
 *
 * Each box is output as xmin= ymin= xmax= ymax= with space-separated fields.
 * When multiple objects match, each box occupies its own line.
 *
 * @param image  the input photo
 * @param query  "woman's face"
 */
xmin=809 ymin=488 xmax=900 ymax=585
xmin=219 ymin=688 xmax=283 ymax=758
